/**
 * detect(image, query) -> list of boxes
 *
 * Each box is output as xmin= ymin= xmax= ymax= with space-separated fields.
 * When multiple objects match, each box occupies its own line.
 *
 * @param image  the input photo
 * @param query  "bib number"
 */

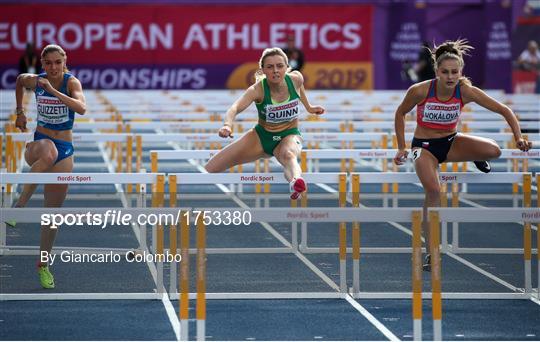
xmin=412 ymin=149 xmax=422 ymax=161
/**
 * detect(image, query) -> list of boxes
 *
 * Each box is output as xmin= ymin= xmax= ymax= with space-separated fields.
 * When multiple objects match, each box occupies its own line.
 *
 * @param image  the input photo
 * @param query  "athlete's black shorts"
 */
xmin=411 ymin=132 xmax=457 ymax=164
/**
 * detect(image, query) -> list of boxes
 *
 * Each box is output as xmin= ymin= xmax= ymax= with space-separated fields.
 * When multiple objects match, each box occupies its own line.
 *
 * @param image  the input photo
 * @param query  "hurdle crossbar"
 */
xmin=5 ymin=132 xmax=130 ymax=142
xmin=302 ymin=149 xmax=539 ymax=160
xmin=432 ymin=207 xmax=540 ymax=223
xmin=0 ymin=172 xmax=162 ymax=185
xmin=403 ymin=132 xmax=540 ymax=143
xmin=168 ymin=172 xmax=344 ymax=184
xmin=352 ymin=172 xmax=530 ymax=184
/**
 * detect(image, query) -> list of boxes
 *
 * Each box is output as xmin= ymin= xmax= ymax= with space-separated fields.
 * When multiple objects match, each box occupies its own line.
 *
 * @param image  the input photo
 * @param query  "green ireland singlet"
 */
xmin=254 ymin=74 xmax=302 ymax=155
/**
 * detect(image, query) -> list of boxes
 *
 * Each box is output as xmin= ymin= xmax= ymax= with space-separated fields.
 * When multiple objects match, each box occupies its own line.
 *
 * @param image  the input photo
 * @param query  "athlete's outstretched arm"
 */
xmin=462 ymin=85 xmax=532 ymax=151
xmin=219 ymin=84 xmax=259 ymax=138
xmin=393 ymin=85 xmax=424 ymax=164
xmin=223 ymin=85 xmax=259 ymax=126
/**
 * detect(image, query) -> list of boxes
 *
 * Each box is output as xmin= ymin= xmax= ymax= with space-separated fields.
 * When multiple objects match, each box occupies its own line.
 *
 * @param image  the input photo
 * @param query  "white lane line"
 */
xmin=445 ymin=252 xmax=519 ymax=292
xmin=345 ymin=295 xmax=400 ymax=341
xmin=99 ymin=136 xmax=181 ymax=341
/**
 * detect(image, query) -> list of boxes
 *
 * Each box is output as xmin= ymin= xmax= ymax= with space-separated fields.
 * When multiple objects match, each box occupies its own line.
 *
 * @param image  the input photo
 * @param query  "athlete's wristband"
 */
xmin=15 ymin=107 xmax=25 ymax=116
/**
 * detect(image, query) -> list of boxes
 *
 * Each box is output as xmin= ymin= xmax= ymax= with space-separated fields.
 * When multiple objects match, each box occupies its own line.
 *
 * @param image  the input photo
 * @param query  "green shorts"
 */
xmin=254 ymin=124 xmax=302 ymax=156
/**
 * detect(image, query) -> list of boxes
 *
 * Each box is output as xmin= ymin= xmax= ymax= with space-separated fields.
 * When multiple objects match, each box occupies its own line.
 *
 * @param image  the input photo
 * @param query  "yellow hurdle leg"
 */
xmin=196 ymin=217 xmax=207 ymax=340
xmin=429 ymin=211 xmax=443 ymax=341
xmin=412 ymin=210 xmax=423 ymax=341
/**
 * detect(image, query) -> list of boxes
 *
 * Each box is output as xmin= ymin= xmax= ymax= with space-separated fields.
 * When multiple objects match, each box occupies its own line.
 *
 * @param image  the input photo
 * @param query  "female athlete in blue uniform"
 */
xmin=205 ymin=47 xmax=324 ymax=199
xmin=14 ymin=44 xmax=86 ymax=288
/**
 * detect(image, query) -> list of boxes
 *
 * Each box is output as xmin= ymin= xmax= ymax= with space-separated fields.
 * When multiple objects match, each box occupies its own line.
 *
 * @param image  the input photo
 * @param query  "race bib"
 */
xmin=422 ymin=102 xmax=460 ymax=125
xmin=36 ymin=95 xmax=69 ymax=125
xmin=412 ymin=148 xmax=422 ymax=161
xmin=265 ymin=99 xmax=300 ymax=124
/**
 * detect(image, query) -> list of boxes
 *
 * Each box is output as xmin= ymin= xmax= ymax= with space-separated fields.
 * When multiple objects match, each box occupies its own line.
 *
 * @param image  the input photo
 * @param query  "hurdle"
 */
xmin=149 ymin=147 xmax=538 ymax=181
xmin=148 ymin=150 xmax=537 ymax=253
xmin=20 ymin=115 xmax=536 ymax=133
xmin=4 ymin=132 xmax=132 ymax=178
xmin=23 ymin=120 xmax=230 ymax=132
xmin=0 ymin=220 xmax=177 ymax=302
xmin=163 ymin=172 xmax=347 ymax=292
xmin=0 ymin=206 xmax=190 ymax=301
xmin=429 ymin=207 xmax=540 ymax=339
xmin=164 ymin=171 xmax=343 ymax=340
xmin=301 ymin=148 xmax=539 ymax=175
xmin=303 ymin=148 xmax=539 ymax=207
xmin=0 ymin=173 xmax=163 ymax=288
xmin=139 ymin=132 xmax=387 ymax=146
xmin=349 ymin=172 xmax=535 ymax=296
xmin=0 ymin=172 xmax=164 ymax=257
xmin=296 ymin=168 xmax=534 ymax=251
xmin=147 ymin=131 xmax=388 ymax=171
xmin=172 ymin=206 xmax=205 ymax=341
xmin=171 ymin=207 xmax=484 ymax=341
xmin=347 ymin=120 xmax=538 ymax=131
xmin=88 ymin=109 xmax=539 ymax=123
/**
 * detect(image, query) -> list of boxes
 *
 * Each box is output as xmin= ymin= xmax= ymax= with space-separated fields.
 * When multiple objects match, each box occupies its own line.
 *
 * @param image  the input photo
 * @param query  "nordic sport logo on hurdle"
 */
xmin=521 ymin=210 xmax=540 ymax=220
xmin=240 ymin=174 xmax=276 ymax=182
xmin=439 ymin=175 xmax=457 ymax=182
xmin=56 ymin=175 xmax=93 ymax=182
xmin=285 ymin=210 xmax=330 ymax=220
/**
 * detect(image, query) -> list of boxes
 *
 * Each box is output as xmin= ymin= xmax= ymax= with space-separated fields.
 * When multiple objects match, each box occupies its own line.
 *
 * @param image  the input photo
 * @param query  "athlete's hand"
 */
xmin=516 ymin=138 xmax=532 ymax=152
xmin=308 ymin=105 xmax=325 ymax=115
xmin=15 ymin=113 xmax=27 ymax=132
xmin=393 ymin=149 xmax=408 ymax=165
xmin=218 ymin=124 xmax=233 ymax=138
xmin=37 ymin=77 xmax=55 ymax=94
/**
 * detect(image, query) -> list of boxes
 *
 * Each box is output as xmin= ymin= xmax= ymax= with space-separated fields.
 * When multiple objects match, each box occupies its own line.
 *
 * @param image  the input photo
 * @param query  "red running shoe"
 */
xmin=290 ymin=177 xmax=307 ymax=200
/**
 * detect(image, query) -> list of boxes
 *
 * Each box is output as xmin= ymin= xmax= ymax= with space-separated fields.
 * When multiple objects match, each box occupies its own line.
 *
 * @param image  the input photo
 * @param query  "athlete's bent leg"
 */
xmin=37 ymin=155 xmax=72 ymax=289
xmin=273 ymin=135 xmax=303 ymax=182
xmin=413 ymin=148 xmax=441 ymax=271
xmin=445 ymin=134 xmax=501 ymax=173
xmin=40 ymin=156 xmax=73 ymax=259
xmin=274 ymin=135 xmax=305 ymax=199
xmin=15 ymin=140 xmax=58 ymax=208
xmin=205 ymin=129 xmax=266 ymax=173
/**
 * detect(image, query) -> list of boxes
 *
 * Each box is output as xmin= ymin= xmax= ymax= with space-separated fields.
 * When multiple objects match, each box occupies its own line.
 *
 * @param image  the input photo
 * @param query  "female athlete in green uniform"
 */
xmin=205 ymin=47 xmax=325 ymax=199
